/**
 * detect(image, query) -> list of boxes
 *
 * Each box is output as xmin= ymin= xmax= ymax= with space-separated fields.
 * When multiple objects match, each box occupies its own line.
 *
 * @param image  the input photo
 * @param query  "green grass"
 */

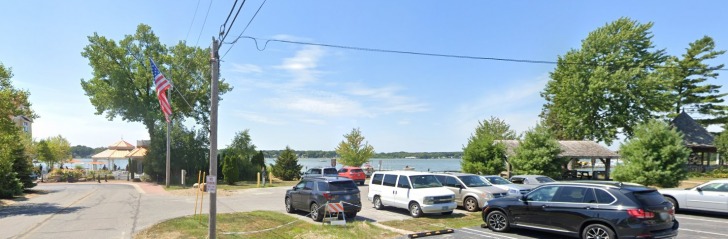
xmin=164 ymin=181 xmax=299 ymax=191
xmin=380 ymin=211 xmax=483 ymax=232
xmin=134 ymin=211 xmax=400 ymax=239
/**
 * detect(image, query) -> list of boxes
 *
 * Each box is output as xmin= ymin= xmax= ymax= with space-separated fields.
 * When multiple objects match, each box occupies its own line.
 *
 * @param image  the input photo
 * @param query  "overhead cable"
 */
xmin=221 ymin=0 xmax=267 ymax=59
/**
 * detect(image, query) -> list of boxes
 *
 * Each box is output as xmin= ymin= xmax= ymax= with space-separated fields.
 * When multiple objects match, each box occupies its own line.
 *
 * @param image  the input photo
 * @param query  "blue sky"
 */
xmin=1 ymin=1 xmax=727 ymax=152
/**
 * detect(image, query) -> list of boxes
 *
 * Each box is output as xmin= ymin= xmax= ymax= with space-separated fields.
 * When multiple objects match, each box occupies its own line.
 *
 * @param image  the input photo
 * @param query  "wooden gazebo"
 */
xmin=671 ymin=112 xmax=719 ymax=172
xmin=497 ymin=140 xmax=619 ymax=180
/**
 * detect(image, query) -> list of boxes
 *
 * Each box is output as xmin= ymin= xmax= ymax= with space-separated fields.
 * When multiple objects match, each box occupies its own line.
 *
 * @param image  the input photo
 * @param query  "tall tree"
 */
xmin=80 ymin=24 xmax=232 ymax=176
xmin=461 ymin=117 xmax=516 ymax=175
xmin=335 ymin=128 xmax=375 ymax=167
xmin=225 ymin=130 xmax=257 ymax=181
xmin=43 ymin=135 xmax=71 ymax=169
xmin=271 ymin=146 xmax=303 ymax=181
xmin=0 ymin=63 xmax=34 ymax=197
xmin=144 ymin=121 xmax=208 ymax=184
xmin=612 ymin=119 xmax=690 ymax=188
xmin=509 ymin=124 xmax=563 ymax=179
xmin=11 ymin=139 xmax=36 ymax=189
xmin=541 ymin=17 xmax=668 ymax=144
xmin=222 ymin=153 xmax=239 ymax=185
xmin=661 ymin=36 xmax=727 ymax=125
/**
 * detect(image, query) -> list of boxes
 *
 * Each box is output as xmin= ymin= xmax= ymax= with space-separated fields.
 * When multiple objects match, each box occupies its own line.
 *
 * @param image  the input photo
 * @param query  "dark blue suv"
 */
xmin=482 ymin=182 xmax=679 ymax=239
xmin=285 ymin=176 xmax=361 ymax=221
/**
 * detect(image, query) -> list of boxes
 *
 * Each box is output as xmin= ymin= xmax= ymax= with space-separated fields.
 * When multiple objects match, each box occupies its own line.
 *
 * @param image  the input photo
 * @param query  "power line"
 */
xmin=220 ymin=0 xmax=247 ymax=43
xmin=221 ymin=0 xmax=267 ymax=59
xmin=195 ymin=0 xmax=214 ymax=46
xmin=230 ymin=35 xmax=728 ymax=71
xmin=184 ymin=0 xmax=202 ymax=43
xmin=220 ymin=0 xmax=239 ymax=31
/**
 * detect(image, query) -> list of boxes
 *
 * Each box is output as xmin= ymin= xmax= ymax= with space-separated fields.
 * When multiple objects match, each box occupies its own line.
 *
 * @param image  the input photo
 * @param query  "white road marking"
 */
xmin=458 ymin=229 xmax=500 ymax=238
xmin=680 ymin=228 xmax=728 ymax=237
xmin=461 ymin=227 xmax=519 ymax=239
xmin=677 ymin=215 xmax=728 ymax=224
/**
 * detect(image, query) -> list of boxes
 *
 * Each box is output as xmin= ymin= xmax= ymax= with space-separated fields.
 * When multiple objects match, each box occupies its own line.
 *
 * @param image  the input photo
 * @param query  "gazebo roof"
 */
xmin=671 ymin=112 xmax=715 ymax=148
xmin=91 ymin=149 xmax=132 ymax=159
xmin=496 ymin=140 xmax=619 ymax=158
xmin=109 ymin=140 xmax=135 ymax=150
xmin=126 ymin=147 xmax=147 ymax=159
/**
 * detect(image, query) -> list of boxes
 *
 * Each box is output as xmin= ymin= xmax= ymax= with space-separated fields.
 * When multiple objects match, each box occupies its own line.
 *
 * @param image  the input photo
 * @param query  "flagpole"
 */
xmin=165 ymin=83 xmax=171 ymax=188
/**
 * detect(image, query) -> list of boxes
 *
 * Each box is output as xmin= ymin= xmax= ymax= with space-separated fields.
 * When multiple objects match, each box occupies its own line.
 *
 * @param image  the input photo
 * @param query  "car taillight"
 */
xmin=627 ymin=209 xmax=654 ymax=219
xmin=323 ymin=193 xmax=334 ymax=200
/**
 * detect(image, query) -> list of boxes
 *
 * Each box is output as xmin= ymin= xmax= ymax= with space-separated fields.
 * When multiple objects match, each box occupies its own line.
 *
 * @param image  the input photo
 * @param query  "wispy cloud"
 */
xmin=346 ymin=85 xmax=428 ymax=114
xmin=234 ymin=111 xmax=286 ymax=125
xmin=230 ymin=63 xmax=262 ymax=74
xmin=266 ymin=91 xmax=368 ymax=117
xmin=275 ymin=46 xmax=324 ymax=88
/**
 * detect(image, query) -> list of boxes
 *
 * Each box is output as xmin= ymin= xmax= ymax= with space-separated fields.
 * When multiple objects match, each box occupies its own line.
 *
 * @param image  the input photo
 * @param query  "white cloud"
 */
xmin=229 ymin=63 xmax=262 ymax=74
xmin=275 ymin=46 xmax=324 ymax=87
xmin=234 ymin=111 xmax=286 ymax=125
xmin=346 ymin=84 xmax=428 ymax=114
xmin=267 ymin=92 xmax=368 ymax=117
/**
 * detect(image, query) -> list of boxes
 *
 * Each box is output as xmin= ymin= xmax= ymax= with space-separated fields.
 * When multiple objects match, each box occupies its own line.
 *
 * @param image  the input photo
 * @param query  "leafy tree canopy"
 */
xmin=80 ymin=23 xmax=232 ymax=139
xmin=461 ymin=117 xmax=516 ymax=175
xmin=612 ymin=119 xmax=690 ymax=188
xmin=271 ymin=146 xmax=303 ymax=181
xmin=510 ymin=124 xmax=563 ymax=179
xmin=541 ymin=17 xmax=668 ymax=144
xmin=0 ymin=63 xmax=35 ymax=197
xmin=335 ymin=128 xmax=375 ymax=167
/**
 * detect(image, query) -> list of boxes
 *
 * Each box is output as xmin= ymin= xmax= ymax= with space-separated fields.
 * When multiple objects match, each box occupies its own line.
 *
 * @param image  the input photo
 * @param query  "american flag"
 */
xmin=150 ymin=58 xmax=172 ymax=122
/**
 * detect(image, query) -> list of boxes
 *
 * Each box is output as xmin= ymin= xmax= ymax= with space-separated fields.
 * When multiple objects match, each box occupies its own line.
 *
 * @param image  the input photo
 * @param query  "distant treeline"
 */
xmin=262 ymin=150 xmax=462 ymax=159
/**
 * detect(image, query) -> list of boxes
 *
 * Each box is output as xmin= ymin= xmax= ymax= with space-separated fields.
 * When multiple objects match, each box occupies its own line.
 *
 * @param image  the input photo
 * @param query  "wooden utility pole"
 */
xmin=208 ymin=37 xmax=219 ymax=239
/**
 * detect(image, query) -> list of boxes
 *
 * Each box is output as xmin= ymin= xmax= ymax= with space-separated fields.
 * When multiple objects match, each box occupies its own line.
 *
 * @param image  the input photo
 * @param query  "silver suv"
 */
xmin=303 ymin=167 xmax=339 ymax=178
xmin=434 ymin=173 xmax=508 ymax=212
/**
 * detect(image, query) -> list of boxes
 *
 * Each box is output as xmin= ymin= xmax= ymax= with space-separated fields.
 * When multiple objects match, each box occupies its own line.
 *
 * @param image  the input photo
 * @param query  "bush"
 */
xmin=271 ymin=146 xmax=303 ymax=181
xmin=141 ymin=174 xmax=152 ymax=182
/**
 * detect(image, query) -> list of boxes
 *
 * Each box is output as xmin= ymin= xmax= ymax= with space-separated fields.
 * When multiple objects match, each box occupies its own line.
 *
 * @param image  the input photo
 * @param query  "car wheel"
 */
xmin=285 ymin=197 xmax=295 ymax=213
xmin=582 ymin=224 xmax=615 ymax=239
xmin=464 ymin=196 xmax=479 ymax=212
xmin=409 ymin=202 xmax=423 ymax=218
xmin=310 ymin=203 xmax=324 ymax=222
xmin=486 ymin=210 xmax=510 ymax=232
xmin=666 ymin=196 xmax=679 ymax=211
xmin=441 ymin=211 xmax=453 ymax=215
xmin=345 ymin=212 xmax=357 ymax=219
xmin=359 ymin=181 xmax=364 ymax=186
xmin=373 ymin=196 xmax=384 ymax=210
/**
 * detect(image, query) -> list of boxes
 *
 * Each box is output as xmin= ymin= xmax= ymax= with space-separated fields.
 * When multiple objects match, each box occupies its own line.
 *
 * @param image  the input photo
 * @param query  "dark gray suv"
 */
xmin=285 ymin=177 xmax=362 ymax=221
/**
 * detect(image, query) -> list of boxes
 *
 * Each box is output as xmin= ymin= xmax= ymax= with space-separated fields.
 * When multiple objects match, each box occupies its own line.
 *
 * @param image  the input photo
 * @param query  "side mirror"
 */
xmin=696 ymin=187 xmax=702 ymax=192
xmin=458 ymin=184 xmax=464 ymax=189
xmin=520 ymin=195 xmax=528 ymax=202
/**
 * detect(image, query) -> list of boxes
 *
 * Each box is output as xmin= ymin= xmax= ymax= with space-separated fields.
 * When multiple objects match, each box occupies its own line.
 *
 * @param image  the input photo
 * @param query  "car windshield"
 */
xmin=409 ymin=175 xmax=443 ymax=188
xmin=318 ymin=181 xmax=358 ymax=191
xmin=485 ymin=176 xmax=511 ymax=185
xmin=350 ymin=169 xmax=364 ymax=173
xmin=536 ymin=177 xmax=555 ymax=183
xmin=323 ymin=168 xmax=338 ymax=175
xmin=459 ymin=175 xmax=491 ymax=187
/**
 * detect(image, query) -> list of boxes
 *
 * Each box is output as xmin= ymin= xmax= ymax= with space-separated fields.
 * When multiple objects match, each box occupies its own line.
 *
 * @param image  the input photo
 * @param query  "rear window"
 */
xmin=632 ymin=190 xmax=667 ymax=206
xmin=351 ymin=169 xmax=364 ymax=173
xmin=323 ymin=168 xmax=338 ymax=175
xmin=536 ymin=177 xmax=555 ymax=183
xmin=486 ymin=176 xmax=511 ymax=185
xmin=459 ymin=175 xmax=490 ymax=187
xmin=318 ymin=181 xmax=358 ymax=191
xmin=372 ymin=174 xmax=383 ymax=185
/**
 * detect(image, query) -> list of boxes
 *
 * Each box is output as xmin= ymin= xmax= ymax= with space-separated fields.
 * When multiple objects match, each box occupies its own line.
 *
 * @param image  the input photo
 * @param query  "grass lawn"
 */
xmin=164 ymin=180 xmax=299 ymax=191
xmin=380 ymin=211 xmax=483 ymax=233
xmin=134 ymin=211 xmax=400 ymax=239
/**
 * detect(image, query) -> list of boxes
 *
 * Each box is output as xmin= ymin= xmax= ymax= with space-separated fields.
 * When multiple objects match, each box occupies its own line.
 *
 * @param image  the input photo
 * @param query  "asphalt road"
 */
xmin=3 ymin=183 xmax=728 ymax=239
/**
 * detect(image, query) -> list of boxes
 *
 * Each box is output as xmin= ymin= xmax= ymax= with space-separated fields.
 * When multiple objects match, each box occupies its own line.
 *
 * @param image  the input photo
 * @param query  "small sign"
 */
xmin=206 ymin=175 xmax=217 ymax=193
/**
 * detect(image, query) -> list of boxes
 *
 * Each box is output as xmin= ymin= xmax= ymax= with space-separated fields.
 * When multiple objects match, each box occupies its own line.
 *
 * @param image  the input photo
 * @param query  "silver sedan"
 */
xmin=659 ymin=179 xmax=728 ymax=213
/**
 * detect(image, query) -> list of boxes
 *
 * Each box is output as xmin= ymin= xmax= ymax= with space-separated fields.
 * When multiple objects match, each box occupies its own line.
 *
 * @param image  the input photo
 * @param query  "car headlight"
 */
xmin=482 ymin=192 xmax=493 ymax=200
xmin=509 ymin=189 xmax=519 ymax=194
xmin=424 ymin=196 xmax=434 ymax=205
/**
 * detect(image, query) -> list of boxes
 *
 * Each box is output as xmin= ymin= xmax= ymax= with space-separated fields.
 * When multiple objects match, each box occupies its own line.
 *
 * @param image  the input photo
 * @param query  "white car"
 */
xmin=480 ymin=175 xmax=536 ymax=196
xmin=659 ymin=179 xmax=728 ymax=213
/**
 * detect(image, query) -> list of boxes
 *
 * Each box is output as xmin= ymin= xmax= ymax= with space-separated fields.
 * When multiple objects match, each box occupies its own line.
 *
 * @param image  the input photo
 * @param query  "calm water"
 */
xmin=264 ymin=158 xmax=462 ymax=172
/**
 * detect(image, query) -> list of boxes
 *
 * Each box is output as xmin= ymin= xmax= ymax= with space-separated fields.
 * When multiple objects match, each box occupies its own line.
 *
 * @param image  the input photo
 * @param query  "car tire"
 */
xmin=464 ymin=196 xmax=479 ymax=212
xmin=345 ymin=212 xmax=357 ymax=219
xmin=582 ymin=224 xmax=615 ymax=239
xmin=441 ymin=211 xmax=453 ymax=215
xmin=310 ymin=203 xmax=324 ymax=222
xmin=409 ymin=202 xmax=423 ymax=218
xmin=359 ymin=181 xmax=364 ymax=186
xmin=373 ymin=196 xmax=384 ymax=210
xmin=285 ymin=197 xmax=295 ymax=213
xmin=486 ymin=210 xmax=510 ymax=232
xmin=666 ymin=196 xmax=679 ymax=211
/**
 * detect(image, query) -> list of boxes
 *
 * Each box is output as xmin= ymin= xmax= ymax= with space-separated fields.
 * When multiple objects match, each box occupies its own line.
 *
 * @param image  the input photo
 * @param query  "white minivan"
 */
xmin=367 ymin=171 xmax=456 ymax=217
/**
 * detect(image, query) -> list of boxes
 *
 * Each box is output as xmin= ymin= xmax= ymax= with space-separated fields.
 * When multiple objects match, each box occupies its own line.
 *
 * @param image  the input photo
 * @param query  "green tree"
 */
xmin=714 ymin=125 xmax=728 ymax=160
xmin=11 ymin=139 xmax=36 ymax=189
xmin=144 ymin=121 xmax=208 ymax=184
xmin=612 ymin=119 xmax=690 ymax=187
xmin=0 ymin=63 xmax=34 ymax=198
xmin=222 ymin=153 xmax=239 ymax=185
xmin=541 ymin=17 xmax=668 ymax=144
xmin=224 ymin=130 xmax=257 ymax=181
xmin=461 ymin=117 xmax=516 ymax=175
xmin=43 ymin=135 xmax=71 ymax=169
xmin=510 ymin=124 xmax=563 ymax=178
xmin=251 ymin=150 xmax=265 ymax=170
xmin=71 ymin=145 xmax=95 ymax=158
xmin=661 ymin=36 xmax=727 ymax=125
xmin=80 ymin=24 xmax=232 ymax=177
xmin=335 ymin=128 xmax=375 ymax=167
xmin=271 ymin=146 xmax=303 ymax=181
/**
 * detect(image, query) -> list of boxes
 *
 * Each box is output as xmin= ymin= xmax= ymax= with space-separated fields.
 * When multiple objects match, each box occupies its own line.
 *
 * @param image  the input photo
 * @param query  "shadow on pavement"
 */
xmin=0 ymin=203 xmax=85 ymax=219
xmin=677 ymin=210 xmax=728 ymax=219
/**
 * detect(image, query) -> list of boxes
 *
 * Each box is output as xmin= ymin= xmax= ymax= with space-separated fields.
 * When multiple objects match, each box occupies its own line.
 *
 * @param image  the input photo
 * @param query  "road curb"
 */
xmin=370 ymin=222 xmax=415 ymax=235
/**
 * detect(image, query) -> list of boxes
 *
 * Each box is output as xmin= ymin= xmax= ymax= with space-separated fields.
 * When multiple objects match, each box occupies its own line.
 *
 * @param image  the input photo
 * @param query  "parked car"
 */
xmin=368 ymin=171 xmax=456 ymax=217
xmin=338 ymin=166 xmax=366 ymax=185
xmin=509 ymin=175 xmax=556 ymax=185
xmin=302 ymin=167 xmax=339 ymax=178
xmin=433 ymin=173 xmax=508 ymax=212
xmin=659 ymin=179 xmax=728 ymax=213
xmin=481 ymin=175 xmax=535 ymax=196
xmin=284 ymin=176 xmax=361 ymax=221
xmin=482 ymin=182 xmax=679 ymax=239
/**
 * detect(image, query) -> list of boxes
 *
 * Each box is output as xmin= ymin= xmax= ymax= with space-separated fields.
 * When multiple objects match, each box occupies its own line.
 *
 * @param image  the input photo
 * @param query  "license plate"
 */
xmin=343 ymin=195 xmax=351 ymax=200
